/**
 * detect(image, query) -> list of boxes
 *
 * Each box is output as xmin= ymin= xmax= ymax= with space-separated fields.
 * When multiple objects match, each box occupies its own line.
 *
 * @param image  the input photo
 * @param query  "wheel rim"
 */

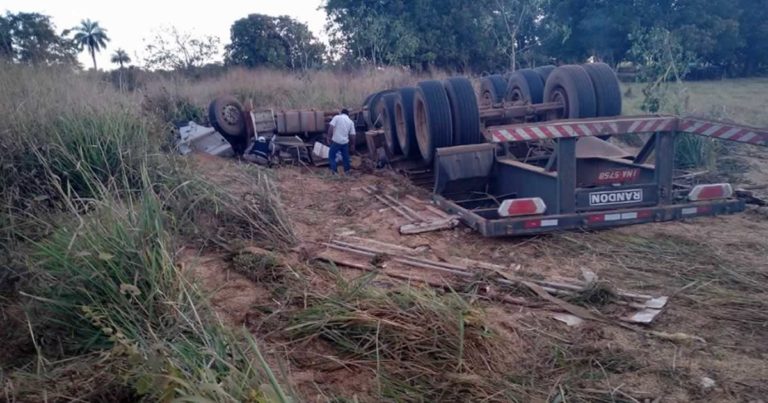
xmin=382 ymin=107 xmax=395 ymax=152
xmin=221 ymin=104 xmax=241 ymax=126
xmin=480 ymin=90 xmax=493 ymax=108
xmin=548 ymin=87 xmax=569 ymax=120
xmin=508 ymin=87 xmax=525 ymax=104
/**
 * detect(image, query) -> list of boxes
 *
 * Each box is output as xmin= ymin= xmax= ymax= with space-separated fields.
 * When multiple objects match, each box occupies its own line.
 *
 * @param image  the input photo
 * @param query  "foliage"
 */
xmin=143 ymin=26 xmax=220 ymax=71
xmin=629 ymin=27 xmax=694 ymax=114
xmin=226 ymin=14 xmax=325 ymax=70
xmin=0 ymin=63 xmax=293 ymax=402
xmin=325 ymin=0 xmax=544 ymax=72
xmin=110 ymin=48 xmax=131 ymax=68
xmin=628 ymin=27 xmax=719 ymax=168
xmin=324 ymin=0 xmax=767 ymax=75
xmin=0 ymin=12 xmax=78 ymax=65
xmin=71 ymin=18 xmax=110 ymax=70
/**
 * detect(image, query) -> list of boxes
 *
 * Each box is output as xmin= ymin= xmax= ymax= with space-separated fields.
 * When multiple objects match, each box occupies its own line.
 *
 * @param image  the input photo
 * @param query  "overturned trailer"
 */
xmin=207 ymin=63 xmax=767 ymax=237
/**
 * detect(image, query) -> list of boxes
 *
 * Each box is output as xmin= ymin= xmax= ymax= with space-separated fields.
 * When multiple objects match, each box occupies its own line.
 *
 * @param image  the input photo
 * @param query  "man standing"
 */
xmin=326 ymin=108 xmax=356 ymax=175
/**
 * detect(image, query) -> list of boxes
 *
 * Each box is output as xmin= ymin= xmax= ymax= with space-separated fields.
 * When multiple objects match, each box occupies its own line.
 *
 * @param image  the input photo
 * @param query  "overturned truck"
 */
xmin=207 ymin=63 xmax=768 ymax=237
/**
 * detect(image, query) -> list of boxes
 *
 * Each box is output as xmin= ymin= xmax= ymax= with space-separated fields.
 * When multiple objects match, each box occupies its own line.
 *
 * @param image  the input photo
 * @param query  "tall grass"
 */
xmin=144 ymin=66 xmax=431 ymax=112
xmin=0 ymin=63 xmax=293 ymax=401
xmin=23 ymin=172 xmax=288 ymax=401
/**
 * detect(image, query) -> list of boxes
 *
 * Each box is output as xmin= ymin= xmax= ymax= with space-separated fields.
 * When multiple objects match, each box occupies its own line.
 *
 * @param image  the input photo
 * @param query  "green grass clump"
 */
xmin=0 ymin=64 xmax=294 ymax=401
xmin=18 ymin=174 xmax=290 ymax=402
xmin=286 ymin=274 xmax=520 ymax=402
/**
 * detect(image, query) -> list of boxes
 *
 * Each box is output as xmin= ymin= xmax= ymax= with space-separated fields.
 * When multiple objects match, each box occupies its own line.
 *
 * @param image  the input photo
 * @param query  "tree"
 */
xmin=111 ymin=48 xmax=131 ymax=91
xmin=143 ymin=27 xmax=220 ymax=71
xmin=110 ymin=48 xmax=130 ymax=68
xmin=72 ymin=19 xmax=109 ymax=70
xmin=226 ymin=14 xmax=324 ymax=70
xmin=0 ymin=15 xmax=12 ymax=59
xmin=0 ymin=12 xmax=78 ymax=65
xmin=737 ymin=0 xmax=768 ymax=75
xmin=324 ymin=0 xmax=543 ymax=72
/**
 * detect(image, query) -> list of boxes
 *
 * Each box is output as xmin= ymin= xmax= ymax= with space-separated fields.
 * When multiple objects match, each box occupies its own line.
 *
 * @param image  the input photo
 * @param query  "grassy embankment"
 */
xmin=0 ymin=64 xmax=296 ymax=402
xmin=2 ymin=65 xmax=766 ymax=402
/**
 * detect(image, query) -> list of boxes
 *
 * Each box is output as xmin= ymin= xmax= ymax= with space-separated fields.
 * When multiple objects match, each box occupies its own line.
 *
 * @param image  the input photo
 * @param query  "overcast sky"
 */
xmin=3 ymin=0 xmax=327 ymax=69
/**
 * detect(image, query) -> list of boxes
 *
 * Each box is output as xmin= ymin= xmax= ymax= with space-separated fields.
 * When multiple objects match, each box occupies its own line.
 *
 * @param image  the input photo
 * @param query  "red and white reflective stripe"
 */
xmin=678 ymin=118 xmax=768 ymax=146
xmin=498 ymin=197 xmax=547 ymax=217
xmin=682 ymin=206 xmax=712 ymax=216
xmin=524 ymin=218 xmax=559 ymax=229
xmin=488 ymin=117 xmax=677 ymax=143
xmin=688 ymin=183 xmax=733 ymax=201
xmin=588 ymin=210 xmax=653 ymax=223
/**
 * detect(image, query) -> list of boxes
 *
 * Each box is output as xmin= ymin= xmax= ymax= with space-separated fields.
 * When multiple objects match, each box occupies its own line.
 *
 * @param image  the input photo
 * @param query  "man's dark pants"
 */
xmin=329 ymin=141 xmax=350 ymax=174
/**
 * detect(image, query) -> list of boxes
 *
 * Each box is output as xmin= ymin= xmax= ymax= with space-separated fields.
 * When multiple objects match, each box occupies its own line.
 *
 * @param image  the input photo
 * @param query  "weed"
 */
xmin=286 ymin=273 xmax=522 ymax=402
xmin=232 ymin=249 xmax=284 ymax=283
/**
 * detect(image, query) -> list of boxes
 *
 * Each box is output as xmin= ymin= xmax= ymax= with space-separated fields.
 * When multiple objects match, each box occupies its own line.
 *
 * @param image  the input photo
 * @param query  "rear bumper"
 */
xmin=433 ymin=196 xmax=746 ymax=237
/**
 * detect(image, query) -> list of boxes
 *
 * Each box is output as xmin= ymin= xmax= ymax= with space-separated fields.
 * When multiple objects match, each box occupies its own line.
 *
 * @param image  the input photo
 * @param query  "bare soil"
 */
xmin=190 ymin=149 xmax=768 ymax=402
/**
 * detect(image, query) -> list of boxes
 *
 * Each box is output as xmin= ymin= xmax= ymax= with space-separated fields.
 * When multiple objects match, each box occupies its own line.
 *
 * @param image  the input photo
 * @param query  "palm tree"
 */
xmin=72 ymin=19 xmax=110 ymax=70
xmin=110 ymin=48 xmax=131 ymax=69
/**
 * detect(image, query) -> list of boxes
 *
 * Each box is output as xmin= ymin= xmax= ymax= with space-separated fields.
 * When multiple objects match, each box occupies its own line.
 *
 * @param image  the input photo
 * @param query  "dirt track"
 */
xmin=191 ymin=153 xmax=768 ymax=402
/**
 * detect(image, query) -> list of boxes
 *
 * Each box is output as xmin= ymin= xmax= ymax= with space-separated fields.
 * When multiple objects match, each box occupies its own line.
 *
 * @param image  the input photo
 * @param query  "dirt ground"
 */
xmin=189 ymin=143 xmax=768 ymax=402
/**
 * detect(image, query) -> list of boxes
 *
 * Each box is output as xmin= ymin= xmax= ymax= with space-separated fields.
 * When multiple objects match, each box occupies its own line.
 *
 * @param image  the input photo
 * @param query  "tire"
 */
xmin=506 ymin=69 xmax=545 ymax=104
xmin=361 ymin=92 xmax=375 ymax=128
xmin=533 ymin=65 xmax=556 ymax=82
xmin=366 ymin=90 xmax=395 ymax=128
xmin=376 ymin=93 xmax=401 ymax=155
xmin=414 ymin=80 xmax=453 ymax=164
xmin=581 ymin=63 xmax=622 ymax=117
xmin=394 ymin=87 xmax=419 ymax=157
xmin=209 ymin=96 xmax=246 ymax=137
xmin=479 ymin=75 xmax=507 ymax=107
xmin=543 ymin=65 xmax=597 ymax=119
xmin=443 ymin=77 xmax=481 ymax=145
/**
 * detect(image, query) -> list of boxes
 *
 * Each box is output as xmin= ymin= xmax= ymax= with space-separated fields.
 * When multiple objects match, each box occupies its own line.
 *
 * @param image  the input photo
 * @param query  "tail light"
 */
xmin=688 ymin=183 xmax=733 ymax=201
xmin=498 ymin=197 xmax=547 ymax=217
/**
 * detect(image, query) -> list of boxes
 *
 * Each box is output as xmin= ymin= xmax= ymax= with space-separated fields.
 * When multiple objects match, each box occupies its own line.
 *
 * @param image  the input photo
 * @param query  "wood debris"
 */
xmin=359 ymin=185 xmax=459 ymax=234
xmin=316 ymin=236 xmax=670 ymax=325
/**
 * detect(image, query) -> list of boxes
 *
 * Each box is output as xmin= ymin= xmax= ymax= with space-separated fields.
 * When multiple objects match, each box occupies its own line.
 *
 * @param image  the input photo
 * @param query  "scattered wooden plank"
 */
xmin=399 ymin=216 xmax=459 ymax=234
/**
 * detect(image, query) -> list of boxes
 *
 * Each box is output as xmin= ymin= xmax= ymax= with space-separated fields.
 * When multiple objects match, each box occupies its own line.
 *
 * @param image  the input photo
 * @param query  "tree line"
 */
xmin=324 ymin=0 xmax=768 ymax=76
xmin=2 ymin=1 xmax=767 ymax=76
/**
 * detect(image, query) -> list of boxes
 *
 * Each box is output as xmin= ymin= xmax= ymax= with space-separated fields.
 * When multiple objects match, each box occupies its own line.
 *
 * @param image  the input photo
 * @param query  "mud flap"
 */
xmin=433 ymin=143 xmax=496 ymax=196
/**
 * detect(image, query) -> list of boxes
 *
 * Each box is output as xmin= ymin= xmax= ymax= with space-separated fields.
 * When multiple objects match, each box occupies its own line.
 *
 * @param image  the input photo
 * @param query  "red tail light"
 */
xmin=498 ymin=197 xmax=547 ymax=217
xmin=688 ymin=183 xmax=733 ymax=201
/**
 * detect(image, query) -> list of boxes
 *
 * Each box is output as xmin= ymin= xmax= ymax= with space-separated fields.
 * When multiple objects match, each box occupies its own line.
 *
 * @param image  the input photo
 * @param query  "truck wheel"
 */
xmin=361 ymin=92 xmax=375 ymax=128
xmin=366 ymin=90 xmax=394 ymax=128
xmin=376 ymin=93 xmax=401 ymax=155
xmin=444 ymin=77 xmax=481 ymax=145
xmin=533 ymin=65 xmax=556 ymax=82
xmin=395 ymin=87 xmax=419 ymax=157
xmin=414 ymin=80 xmax=453 ymax=164
xmin=506 ymin=69 xmax=545 ymax=104
xmin=209 ymin=96 xmax=246 ymax=137
xmin=543 ymin=65 xmax=597 ymax=119
xmin=479 ymin=75 xmax=507 ymax=108
xmin=581 ymin=63 xmax=622 ymax=117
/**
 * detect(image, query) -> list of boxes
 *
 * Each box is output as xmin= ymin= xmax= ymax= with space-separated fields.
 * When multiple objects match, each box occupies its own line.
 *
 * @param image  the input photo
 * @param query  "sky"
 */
xmin=3 ymin=0 xmax=327 ymax=69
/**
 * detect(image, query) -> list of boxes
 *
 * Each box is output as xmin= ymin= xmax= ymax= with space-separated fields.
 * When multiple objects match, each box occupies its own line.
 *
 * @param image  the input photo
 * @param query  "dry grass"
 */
xmin=0 ymin=64 xmax=294 ymax=402
xmin=145 ymin=67 xmax=434 ymax=112
xmin=282 ymin=270 xmax=524 ymax=402
xmin=621 ymin=78 xmax=768 ymax=127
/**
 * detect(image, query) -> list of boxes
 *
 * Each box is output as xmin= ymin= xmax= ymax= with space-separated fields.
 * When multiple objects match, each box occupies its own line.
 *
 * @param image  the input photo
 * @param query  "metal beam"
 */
xmin=556 ymin=138 xmax=577 ymax=213
xmin=655 ymin=132 xmax=675 ymax=205
xmin=634 ymin=133 xmax=657 ymax=164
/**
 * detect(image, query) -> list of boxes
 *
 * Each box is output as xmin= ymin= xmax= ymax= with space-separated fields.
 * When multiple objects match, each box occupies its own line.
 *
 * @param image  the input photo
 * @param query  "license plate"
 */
xmin=589 ymin=189 xmax=643 ymax=206
xmin=596 ymin=168 xmax=640 ymax=184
